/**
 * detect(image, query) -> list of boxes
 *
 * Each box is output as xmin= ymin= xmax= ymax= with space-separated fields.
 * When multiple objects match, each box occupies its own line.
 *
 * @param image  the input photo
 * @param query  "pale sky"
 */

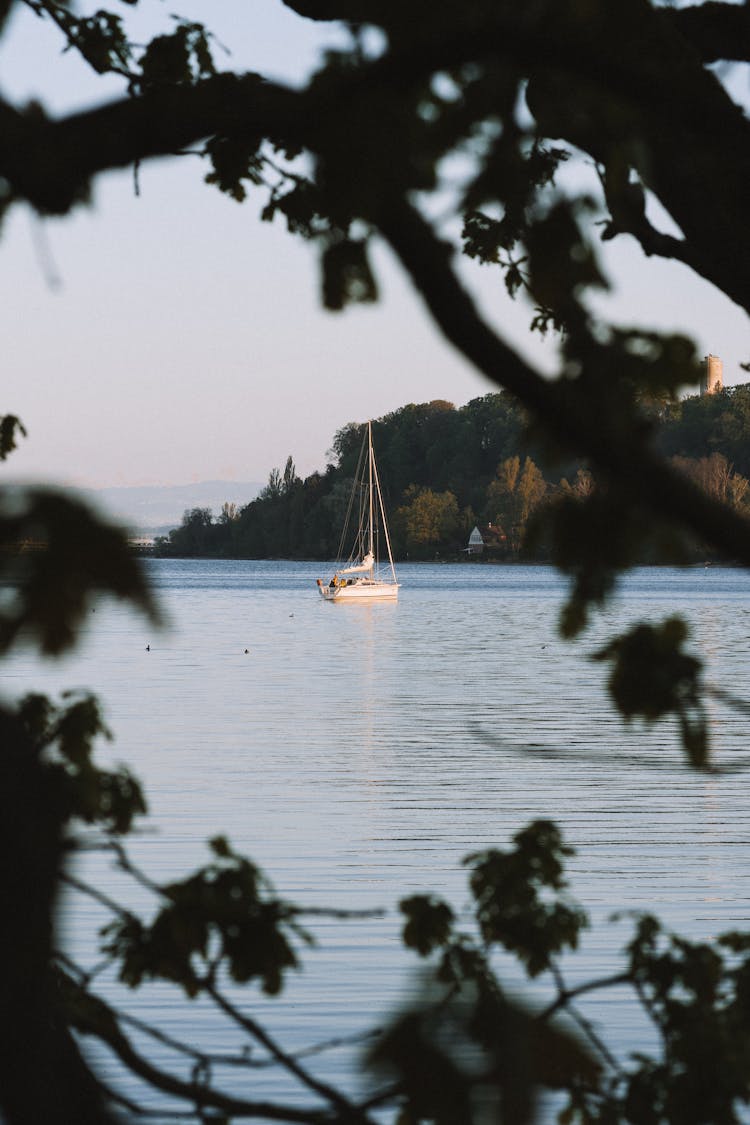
xmin=1 ymin=1 xmax=748 ymax=489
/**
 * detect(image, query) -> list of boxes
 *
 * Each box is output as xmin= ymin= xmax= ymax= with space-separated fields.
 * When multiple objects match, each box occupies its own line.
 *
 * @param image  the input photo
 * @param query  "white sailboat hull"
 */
xmin=318 ymin=579 xmax=399 ymax=602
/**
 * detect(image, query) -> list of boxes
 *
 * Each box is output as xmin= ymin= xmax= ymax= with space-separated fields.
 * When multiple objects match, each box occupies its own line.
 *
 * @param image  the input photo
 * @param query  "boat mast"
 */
xmin=371 ymin=442 xmax=398 ymax=583
xmin=368 ymin=420 xmax=374 ymax=562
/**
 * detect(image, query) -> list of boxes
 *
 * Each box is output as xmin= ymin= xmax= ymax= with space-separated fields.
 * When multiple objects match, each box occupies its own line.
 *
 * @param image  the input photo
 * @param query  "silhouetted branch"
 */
xmin=596 ymin=164 xmax=695 ymax=267
xmin=0 ymin=709 xmax=117 ymax=1125
xmin=21 ymin=0 xmax=136 ymax=81
xmin=632 ymin=977 xmax=667 ymax=1049
xmin=664 ymin=2 xmax=750 ymax=62
xmin=68 ymin=969 xmax=381 ymax=1072
xmin=545 ymin=962 xmax=625 ymax=1075
xmin=707 ymin=683 xmax=750 ymax=718
xmin=80 ymin=1017 xmax=332 ymax=1123
xmin=540 ymin=968 xmax=633 ymax=1024
xmin=281 ymin=0 xmax=750 ymax=66
xmin=61 ymin=869 xmax=138 ymax=919
xmin=279 ymin=0 xmax=374 ymax=21
xmin=206 ymin=983 xmax=375 ymax=1122
xmin=3 ymin=6 xmax=750 ymax=310
xmin=108 ymin=838 xmax=173 ymax=897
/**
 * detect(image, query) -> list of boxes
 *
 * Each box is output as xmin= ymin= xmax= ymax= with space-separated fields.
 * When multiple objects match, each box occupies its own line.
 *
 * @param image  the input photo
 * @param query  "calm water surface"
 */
xmin=6 ymin=560 xmax=750 ymax=1116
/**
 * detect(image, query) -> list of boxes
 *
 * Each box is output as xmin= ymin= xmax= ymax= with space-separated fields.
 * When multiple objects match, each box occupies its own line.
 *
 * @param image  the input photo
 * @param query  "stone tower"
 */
xmin=700 ymin=354 xmax=723 ymax=395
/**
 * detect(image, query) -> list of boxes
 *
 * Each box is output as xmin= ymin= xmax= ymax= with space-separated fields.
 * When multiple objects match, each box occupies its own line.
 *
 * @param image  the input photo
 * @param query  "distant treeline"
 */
xmin=154 ymin=388 xmax=750 ymax=560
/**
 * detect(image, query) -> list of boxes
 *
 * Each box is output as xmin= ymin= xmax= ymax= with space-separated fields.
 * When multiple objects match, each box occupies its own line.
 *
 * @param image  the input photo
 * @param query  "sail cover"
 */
xmin=339 ymin=551 xmax=375 ymax=575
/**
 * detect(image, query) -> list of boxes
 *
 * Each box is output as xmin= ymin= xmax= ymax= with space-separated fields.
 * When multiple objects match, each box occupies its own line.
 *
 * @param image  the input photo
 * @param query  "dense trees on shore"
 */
xmin=156 ymin=387 xmax=750 ymax=561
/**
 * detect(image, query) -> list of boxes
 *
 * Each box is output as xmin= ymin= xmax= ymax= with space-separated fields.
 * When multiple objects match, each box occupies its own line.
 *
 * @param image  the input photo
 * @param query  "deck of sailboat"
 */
xmin=319 ymin=576 xmax=399 ymax=601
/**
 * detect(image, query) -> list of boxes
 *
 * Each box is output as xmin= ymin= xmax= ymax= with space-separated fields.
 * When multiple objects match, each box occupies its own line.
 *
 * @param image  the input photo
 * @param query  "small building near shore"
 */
xmin=466 ymin=526 xmax=485 ymax=555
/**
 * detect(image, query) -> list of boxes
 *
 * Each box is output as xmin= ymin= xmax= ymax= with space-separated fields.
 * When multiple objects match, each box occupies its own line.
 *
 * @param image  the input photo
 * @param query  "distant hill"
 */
xmin=86 ymin=481 xmax=263 ymax=533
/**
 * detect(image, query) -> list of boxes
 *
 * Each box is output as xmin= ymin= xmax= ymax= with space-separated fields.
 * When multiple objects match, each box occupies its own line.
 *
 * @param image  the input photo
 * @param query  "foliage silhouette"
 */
xmin=2 ymin=0 xmax=750 ymax=1121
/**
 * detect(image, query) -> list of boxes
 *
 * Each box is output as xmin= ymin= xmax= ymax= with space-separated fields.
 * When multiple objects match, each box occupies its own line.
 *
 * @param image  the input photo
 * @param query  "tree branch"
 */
xmin=81 ymin=1017 xmax=334 ymax=1123
xmin=206 ymin=983 xmax=375 ymax=1122
xmin=279 ymin=0 xmax=373 ymax=21
xmin=545 ymin=962 xmax=626 ymax=1074
xmin=539 ymin=969 xmax=633 ymax=1024
xmin=0 ymin=710 xmax=118 ymax=1124
xmin=4 ymin=2 xmax=750 ymax=315
xmin=663 ymin=2 xmax=750 ymax=63
xmin=597 ymin=162 xmax=697 ymax=267
xmin=0 ymin=75 xmax=306 ymax=216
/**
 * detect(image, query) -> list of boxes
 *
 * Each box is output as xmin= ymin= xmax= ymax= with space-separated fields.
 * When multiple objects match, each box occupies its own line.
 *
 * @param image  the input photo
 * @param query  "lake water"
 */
xmin=6 ymin=560 xmax=750 ymax=1119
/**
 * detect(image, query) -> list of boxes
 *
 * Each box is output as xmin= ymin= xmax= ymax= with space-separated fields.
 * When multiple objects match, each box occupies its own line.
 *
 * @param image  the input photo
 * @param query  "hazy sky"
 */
xmin=2 ymin=1 xmax=748 ymax=490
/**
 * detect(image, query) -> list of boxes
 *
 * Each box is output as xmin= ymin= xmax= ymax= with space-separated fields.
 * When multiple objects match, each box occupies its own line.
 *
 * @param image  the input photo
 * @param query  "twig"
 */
xmin=545 ymin=962 xmax=626 ymax=1075
xmin=707 ymin=683 xmax=750 ymax=719
xmin=79 ymin=1015 xmax=337 ymax=1124
xmin=539 ymin=968 xmax=633 ymax=1022
xmin=206 ymin=982 xmax=374 ymax=1122
xmin=109 ymin=838 xmax=167 ymax=898
xmin=60 ymin=870 xmax=137 ymax=920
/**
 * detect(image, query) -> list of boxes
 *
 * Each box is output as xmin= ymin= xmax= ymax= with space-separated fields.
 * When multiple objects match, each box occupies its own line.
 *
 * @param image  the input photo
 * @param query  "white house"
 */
xmin=466 ymin=525 xmax=485 ymax=554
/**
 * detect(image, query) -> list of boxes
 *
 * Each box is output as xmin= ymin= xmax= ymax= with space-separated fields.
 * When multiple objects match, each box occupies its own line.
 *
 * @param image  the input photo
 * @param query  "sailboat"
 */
xmin=317 ymin=421 xmax=400 ymax=602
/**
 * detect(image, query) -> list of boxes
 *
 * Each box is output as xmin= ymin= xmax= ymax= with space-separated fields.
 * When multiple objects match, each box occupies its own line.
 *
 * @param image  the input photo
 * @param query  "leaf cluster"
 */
xmin=16 ymin=691 xmax=146 ymax=834
xmin=204 ymin=134 xmax=264 ymax=203
xmin=321 ymin=237 xmax=378 ymax=311
xmin=373 ymin=822 xmax=594 ymax=1123
xmin=574 ymin=916 xmax=750 ymax=1124
xmin=65 ymin=9 xmax=131 ymax=76
xmin=101 ymin=837 xmax=311 ymax=997
xmin=594 ymin=618 xmax=707 ymax=769
xmin=135 ymin=19 xmax=216 ymax=92
xmin=0 ymin=415 xmax=26 ymax=461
